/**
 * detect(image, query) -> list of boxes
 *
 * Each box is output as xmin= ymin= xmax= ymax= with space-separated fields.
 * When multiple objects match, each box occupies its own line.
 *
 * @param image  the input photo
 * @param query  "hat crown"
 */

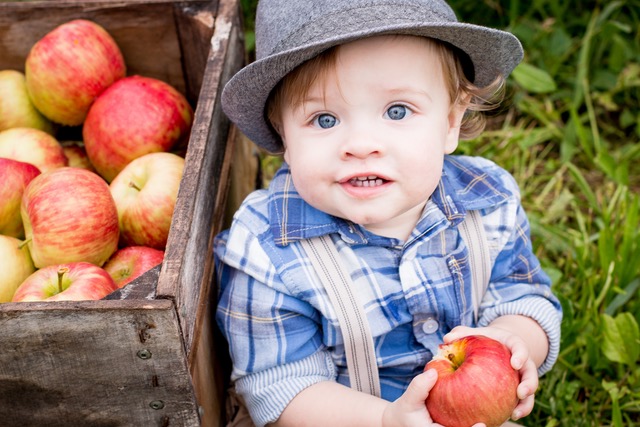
xmin=224 ymin=0 xmax=523 ymax=152
xmin=256 ymin=0 xmax=458 ymax=60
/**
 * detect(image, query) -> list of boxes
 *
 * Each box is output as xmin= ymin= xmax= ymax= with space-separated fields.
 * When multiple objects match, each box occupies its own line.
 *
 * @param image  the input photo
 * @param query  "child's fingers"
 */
xmin=512 ymin=359 xmax=538 ymax=420
xmin=406 ymin=368 xmax=438 ymax=403
xmin=516 ymin=359 xmax=539 ymax=399
xmin=383 ymin=370 xmax=439 ymax=426
xmin=512 ymin=392 xmax=535 ymax=420
xmin=442 ymin=325 xmax=475 ymax=343
xmin=508 ymin=343 xmax=528 ymax=370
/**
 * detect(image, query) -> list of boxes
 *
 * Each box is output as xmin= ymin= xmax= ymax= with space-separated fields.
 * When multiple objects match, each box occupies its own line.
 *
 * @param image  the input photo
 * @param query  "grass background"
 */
xmin=238 ymin=1 xmax=640 ymax=425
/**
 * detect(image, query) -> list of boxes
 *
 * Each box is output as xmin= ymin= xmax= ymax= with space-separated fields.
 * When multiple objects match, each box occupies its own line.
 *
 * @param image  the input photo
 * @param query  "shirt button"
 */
xmin=422 ymin=318 xmax=439 ymax=334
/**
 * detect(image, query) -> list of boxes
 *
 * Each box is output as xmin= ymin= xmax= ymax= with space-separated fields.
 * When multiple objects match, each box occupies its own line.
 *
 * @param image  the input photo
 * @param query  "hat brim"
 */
xmin=222 ymin=21 xmax=523 ymax=153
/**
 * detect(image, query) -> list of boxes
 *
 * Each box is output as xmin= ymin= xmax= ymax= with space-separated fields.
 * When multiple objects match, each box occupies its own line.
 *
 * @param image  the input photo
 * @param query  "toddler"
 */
xmin=216 ymin=1 xmax=562 ymax=426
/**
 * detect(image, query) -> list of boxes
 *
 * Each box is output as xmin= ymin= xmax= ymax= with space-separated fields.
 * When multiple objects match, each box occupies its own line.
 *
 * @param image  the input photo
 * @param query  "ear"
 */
xmin=281 ymin=134 xmax=291 ymax=164
xmin=269 ymin=120 xmax=289 ymax=161
xmin=445 ymin=96 xmax=470 ymax=154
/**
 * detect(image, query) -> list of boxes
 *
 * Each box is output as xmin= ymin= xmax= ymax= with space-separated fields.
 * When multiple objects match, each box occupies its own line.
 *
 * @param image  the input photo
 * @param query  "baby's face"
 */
xmin=281 ymin=35 xmax=465 ymax=241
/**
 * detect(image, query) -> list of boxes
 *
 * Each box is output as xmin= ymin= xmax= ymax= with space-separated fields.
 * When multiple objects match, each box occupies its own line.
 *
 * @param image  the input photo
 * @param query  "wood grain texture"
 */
xmin=0 ymin=300 xmax=198 ymax=426
xmin=156 ymin=0 xmax=243 ymax=358
xmin=156 ymin=2 xmax=245 ymax=423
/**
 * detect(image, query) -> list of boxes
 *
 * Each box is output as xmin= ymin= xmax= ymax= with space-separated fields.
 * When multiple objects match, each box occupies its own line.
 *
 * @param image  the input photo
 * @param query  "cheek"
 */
xmin=398 ymin=141 xmax=446 ymax=182
xmin=289 ymin=167 xmax=327 ymax=209
xmin=285 ymin=140 xmax=329 ymax=170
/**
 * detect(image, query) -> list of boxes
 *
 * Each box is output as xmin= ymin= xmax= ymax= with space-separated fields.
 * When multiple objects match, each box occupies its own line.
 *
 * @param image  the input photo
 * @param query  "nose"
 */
xmin=340 ymin=126 xmax=384 ymax=160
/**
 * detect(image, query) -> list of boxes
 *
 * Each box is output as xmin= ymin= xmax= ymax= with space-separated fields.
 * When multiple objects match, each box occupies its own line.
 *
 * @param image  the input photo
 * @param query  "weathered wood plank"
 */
xmin=0 ymin=300 xmax=199 ymax=426
xmin=157 ymin=2 xmax=245 ymax=424
xmin=174 ymin=0 xmax=219 ymax=105
xmin=157 ymin=0 xmax=242 ymax=353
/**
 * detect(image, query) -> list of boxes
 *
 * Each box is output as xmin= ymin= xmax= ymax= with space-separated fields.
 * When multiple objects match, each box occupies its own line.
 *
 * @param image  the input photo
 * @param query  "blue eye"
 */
xmin=385 ymin=105 xmax=408 ymax=120
xmin=314 ymin=114 xmax=338 ymax=129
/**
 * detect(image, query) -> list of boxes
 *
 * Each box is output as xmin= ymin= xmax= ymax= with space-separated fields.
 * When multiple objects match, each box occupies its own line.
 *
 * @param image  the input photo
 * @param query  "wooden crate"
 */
xmin=0 ymin=1 xmax=248 ymax=425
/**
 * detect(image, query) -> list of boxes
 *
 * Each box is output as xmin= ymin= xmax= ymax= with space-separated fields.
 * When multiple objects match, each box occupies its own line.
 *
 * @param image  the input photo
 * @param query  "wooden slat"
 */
xmin=157 ymin=2 xmax=244 ymax=424
xmin=156 ymin=0 xmax=242 ymax=354
xmin=0 ymin=299 xmax=199 ymax=426
xmin=173 ymin=0 xmax=219 ymax=105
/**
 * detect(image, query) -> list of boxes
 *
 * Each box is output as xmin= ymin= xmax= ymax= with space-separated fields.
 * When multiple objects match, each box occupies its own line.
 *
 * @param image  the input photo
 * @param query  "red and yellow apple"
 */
xmin=103 ymin=246 xmax=164 ymax=288
xmin=25 ymin=19 xmax=126 ymax=126
xmin=0 ymin=69 xmax=54 ymax=134
xmin=425 ymin=335 xmax=519 ymax=427
xmin=83 ymin=75 xmax=193 ymax=181
xmin=21 ymin=167 xmax=120 ymax=268
xmin=12 ymin=262 xmax=117 ymax=302
xmin=0 ymin=158 xmax=41 ymax=238
xmin=0 ymin=127 xmax=67 ymax=172
xmin=0 ymin=235 xmax=36 ymax=303
xmin=110 ymin=152 xmax=184 ymax=249
xmin=60 ymin=141 xmax=96 ymax=172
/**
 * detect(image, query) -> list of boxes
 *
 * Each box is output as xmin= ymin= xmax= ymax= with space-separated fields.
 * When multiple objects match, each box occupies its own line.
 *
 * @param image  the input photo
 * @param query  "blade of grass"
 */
xmin=565 ymin=162 xmax=599 ymax=211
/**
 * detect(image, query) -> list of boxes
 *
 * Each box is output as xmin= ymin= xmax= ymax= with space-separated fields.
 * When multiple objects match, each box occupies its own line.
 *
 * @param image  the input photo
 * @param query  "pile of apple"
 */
xmin=0 ymin=19 xmax=194 ymax=303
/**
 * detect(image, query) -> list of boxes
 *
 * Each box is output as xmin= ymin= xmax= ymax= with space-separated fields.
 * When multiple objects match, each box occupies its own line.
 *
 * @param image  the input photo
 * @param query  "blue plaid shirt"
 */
xmin=215 ymin=155 xmax=562 ymax=427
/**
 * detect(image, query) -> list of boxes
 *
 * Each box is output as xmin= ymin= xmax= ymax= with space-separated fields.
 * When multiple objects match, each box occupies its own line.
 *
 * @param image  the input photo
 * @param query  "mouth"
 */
xmin=348 ymin=175 xmax=387 ymax=187
xmin=339 ymin=173 xmax=391 ymax=198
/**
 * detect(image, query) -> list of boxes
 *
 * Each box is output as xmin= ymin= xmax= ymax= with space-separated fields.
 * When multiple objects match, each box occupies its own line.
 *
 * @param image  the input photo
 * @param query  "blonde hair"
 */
xmin=266 ymin=36 xmax=505 ymax=142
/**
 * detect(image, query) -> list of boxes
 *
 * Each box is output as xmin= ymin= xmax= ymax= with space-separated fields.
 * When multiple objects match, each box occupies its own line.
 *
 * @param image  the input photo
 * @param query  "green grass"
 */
xmin=239 ymin=1 xmax=640 ymax=425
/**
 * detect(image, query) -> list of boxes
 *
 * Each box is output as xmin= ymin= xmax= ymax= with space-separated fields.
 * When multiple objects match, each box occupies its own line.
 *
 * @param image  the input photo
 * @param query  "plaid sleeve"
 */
xmin=215 ymin=219 xmax=337 ymax=424
xmin=478 ymin=190 xmax=563 ymax=375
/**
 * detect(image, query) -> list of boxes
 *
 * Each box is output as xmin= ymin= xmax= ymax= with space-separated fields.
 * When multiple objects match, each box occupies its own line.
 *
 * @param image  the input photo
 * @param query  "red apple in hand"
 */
xmin=25 ymin=19 xmax=126 ymax=126
xmin=0 ymin=158 xmax=41 ymax=238
xmin=0 ymin=127 xmax=67 ymax=172
xmin=0 ymin=69 xmax=54 ymax=134
xmin=425 ymin=335 xmax=519 ymax=427
xmin=0 ymin=235 xmax=36 ymax=303
xmin=21 ymin=167 xmax=119 ymax=268
xmin=12 ymin=262 xmax=117 ymax=302
xmin=83 ymin=75 xmax=193 ymax=181
xmin=109 ymin=152 xmax=185 ymax=249
xmin=103 ymin=246 xmax=164 ymax=288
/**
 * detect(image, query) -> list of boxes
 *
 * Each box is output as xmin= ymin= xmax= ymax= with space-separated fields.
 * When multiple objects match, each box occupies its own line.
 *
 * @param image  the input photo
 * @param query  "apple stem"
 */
xmin=57 ymin=267 xmax=70 ymax=294
xmin=129 ymin=181 xmax=142 ymax=191
xmin=18 ymin=238 xmax=32 ymax=249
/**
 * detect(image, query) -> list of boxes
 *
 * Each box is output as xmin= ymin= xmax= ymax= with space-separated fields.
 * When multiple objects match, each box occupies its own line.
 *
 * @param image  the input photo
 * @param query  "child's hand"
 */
xmin=444 ymin=325 xmax=538 ymax=422
xmin=381 ymin=368 xmax=487 ymax=427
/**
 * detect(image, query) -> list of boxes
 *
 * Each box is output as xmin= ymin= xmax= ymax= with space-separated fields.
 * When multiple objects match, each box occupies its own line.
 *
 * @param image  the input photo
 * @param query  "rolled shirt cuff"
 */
xmin=235 ymin=350 xmax=337 ymax=427
xmin=478 ymin=296 xmax=562 ymax=376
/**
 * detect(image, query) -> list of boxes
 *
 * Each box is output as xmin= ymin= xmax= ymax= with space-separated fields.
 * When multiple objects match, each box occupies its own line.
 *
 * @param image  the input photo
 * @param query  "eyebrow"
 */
xmin=298 ymin=85 xmax=433 ymax=109
xmin=385 ymin=86 xmax=433 ymax=102
xmin=301 ymin=95 xmax=325 ymax=105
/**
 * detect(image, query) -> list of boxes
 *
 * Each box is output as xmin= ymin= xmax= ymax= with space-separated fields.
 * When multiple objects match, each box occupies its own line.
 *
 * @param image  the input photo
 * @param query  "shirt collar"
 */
xmin=431 ymin=155 xmax=514 ymax=226
xmin=268 ymin=156 xmax=514 ymax=246
xmin=268 ymin=164 xmax=357 ymax=246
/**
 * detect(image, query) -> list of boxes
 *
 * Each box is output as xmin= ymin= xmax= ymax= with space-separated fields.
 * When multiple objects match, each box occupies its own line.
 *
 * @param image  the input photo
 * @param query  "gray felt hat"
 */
xmin=221 ymin=0 xmax=524 ymax=153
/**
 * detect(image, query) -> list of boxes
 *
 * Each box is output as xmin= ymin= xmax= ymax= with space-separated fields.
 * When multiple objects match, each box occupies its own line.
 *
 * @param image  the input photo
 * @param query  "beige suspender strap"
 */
xmin=300 ymin=235 xmax=382 ymax=397
xmin=458 ymin=210 xmax=492 ymax=323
